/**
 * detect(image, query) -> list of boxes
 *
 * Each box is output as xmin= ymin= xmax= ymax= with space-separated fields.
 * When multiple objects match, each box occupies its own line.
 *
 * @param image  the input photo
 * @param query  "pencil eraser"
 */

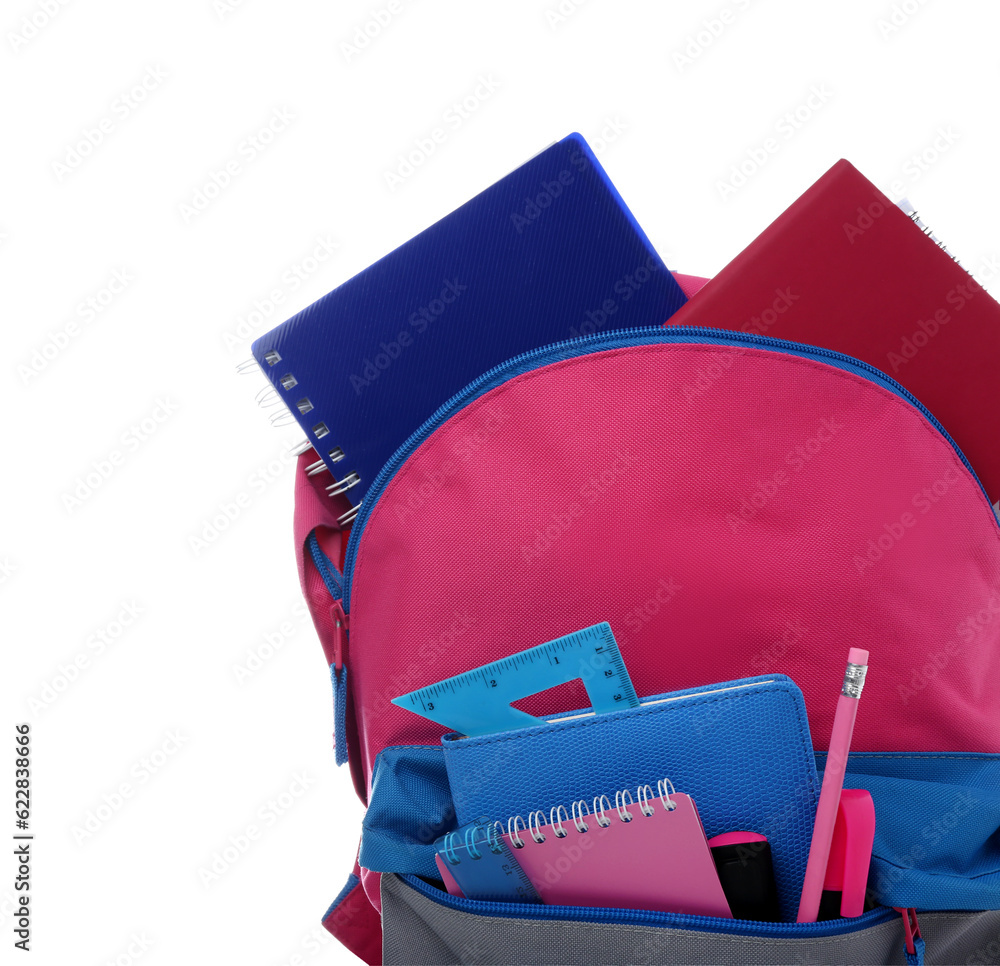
xmin=848 ymin=647 xmax=869 ymax=665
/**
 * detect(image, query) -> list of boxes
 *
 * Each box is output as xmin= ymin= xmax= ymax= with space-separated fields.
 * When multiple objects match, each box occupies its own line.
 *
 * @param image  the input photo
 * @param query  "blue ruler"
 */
xmin=435 ymin=816 xmax=541 ymax=903
xmin=392 ymin=622 xmax=639 ymax=737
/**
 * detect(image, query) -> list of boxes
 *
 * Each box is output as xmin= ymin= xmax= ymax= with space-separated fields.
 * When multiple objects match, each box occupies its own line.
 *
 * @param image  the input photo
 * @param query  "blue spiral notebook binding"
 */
xmin=250 ymin=133 xmax=687 ymax=523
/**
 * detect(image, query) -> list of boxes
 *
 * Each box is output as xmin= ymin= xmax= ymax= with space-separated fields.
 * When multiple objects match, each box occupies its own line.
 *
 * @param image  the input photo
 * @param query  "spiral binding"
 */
xmin=268 ymin=409 xmax=297 ymax=428
xmin=289 ymin=439 xmax=315 ymax=458
xmin=256 ymin=386 xmax=281 ymax=409
xmin=266 ymin=358 xmax=362 ymax=519
xmin=503 ymin=779 xmax=677 ymax=850
xmin=247 ymin=199 xmax=963 ymax=529
xmin=898 ymin=199 xmax=964 ymax=269
xmin=439 ymin=820 xmax=508 ymax=866
xmin=326 ymin=472 xmax=361 ymax=497
xmin=337 ymin=502 xmax=361 ymax=527
xmin=237 ymin=357 xmax=362 ymax=525
xmin=306 ymin=448 xmax=344 ymax=476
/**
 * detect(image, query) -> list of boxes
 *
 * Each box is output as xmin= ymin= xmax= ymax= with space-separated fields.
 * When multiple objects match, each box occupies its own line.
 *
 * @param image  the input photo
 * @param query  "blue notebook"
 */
xmin=251 ymin=134 xmax=687 ymax=518
xmin=439 ymin=675 xmax=820 ymax=921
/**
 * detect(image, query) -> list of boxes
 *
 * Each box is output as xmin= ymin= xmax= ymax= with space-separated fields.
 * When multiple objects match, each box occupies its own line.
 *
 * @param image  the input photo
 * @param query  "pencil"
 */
xmin=797 ymin=647 xmax=870 ymax=922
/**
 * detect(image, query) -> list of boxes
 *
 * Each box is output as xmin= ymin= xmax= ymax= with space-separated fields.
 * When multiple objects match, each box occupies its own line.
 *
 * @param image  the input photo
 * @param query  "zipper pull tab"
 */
xmin=327 ymin=598 xmax=350 ymax=767
xmin=330 ymin=599 xmax=349 ymax=671
xmin=894 ymin=907 xmax=924 ymax=965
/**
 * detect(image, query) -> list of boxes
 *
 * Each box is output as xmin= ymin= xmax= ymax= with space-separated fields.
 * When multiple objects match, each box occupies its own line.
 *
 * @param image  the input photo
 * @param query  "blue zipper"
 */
xmin=307 ymin=530 xmax=343 ymax=600
xmin=342 ymin=325 xmax=995 ymax=609
xmin=398 ymin=872 xmax=895 ymax=937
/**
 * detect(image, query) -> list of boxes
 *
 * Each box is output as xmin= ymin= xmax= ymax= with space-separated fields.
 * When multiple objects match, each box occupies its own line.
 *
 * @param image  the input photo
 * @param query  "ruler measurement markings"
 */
xmin=391 ymin=623 xmax=638 ymax=736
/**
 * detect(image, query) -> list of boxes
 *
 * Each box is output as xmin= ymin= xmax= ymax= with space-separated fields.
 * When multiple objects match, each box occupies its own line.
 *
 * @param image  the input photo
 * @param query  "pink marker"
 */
xmin=797 ymin=647 xmax=870 ymax=923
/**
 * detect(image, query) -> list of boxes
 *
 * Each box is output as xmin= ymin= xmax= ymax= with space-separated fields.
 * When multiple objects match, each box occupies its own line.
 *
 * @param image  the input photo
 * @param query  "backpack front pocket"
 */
xmin=382 ymin=873 xmax=1000 ymax=966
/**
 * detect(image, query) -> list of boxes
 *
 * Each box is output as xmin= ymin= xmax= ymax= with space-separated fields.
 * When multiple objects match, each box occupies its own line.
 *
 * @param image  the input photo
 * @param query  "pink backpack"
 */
xmin=292 ymin=274 xmax=1000 ymax=965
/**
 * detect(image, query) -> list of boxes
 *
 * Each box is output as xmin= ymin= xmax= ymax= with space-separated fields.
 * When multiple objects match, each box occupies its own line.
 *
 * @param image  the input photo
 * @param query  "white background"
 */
xmin=4 ymin=1 xmax=999 ymax=963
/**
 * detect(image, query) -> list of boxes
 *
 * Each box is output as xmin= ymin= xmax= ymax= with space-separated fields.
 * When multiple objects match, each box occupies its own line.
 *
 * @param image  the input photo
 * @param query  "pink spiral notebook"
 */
xmin=438 ymin=788 xmax=732 ymax=918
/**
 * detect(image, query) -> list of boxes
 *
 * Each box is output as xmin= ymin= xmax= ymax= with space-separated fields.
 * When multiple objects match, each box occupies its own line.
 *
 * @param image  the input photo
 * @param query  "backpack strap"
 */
xmin=294 ymin=454 xmax=366 ymax=800
xmin=321 ymin=860 xmax=383 ymax=966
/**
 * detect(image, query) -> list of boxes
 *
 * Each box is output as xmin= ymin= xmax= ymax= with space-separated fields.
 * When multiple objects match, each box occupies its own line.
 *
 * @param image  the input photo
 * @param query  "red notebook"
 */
xmin=666 ymin=159 xmax=1000 ymax=505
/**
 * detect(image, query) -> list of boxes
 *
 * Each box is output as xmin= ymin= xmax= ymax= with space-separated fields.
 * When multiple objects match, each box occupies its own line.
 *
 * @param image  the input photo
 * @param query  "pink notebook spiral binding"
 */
xmin=454 ymin=779 xmax=733 ymax=918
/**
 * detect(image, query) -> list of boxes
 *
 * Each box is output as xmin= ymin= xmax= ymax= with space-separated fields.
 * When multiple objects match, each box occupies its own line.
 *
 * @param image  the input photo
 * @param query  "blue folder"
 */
xmin=251 ymin=133 xmax=686 ymax=511
xmin=440 ymin=675 xmax=820 ymax=921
